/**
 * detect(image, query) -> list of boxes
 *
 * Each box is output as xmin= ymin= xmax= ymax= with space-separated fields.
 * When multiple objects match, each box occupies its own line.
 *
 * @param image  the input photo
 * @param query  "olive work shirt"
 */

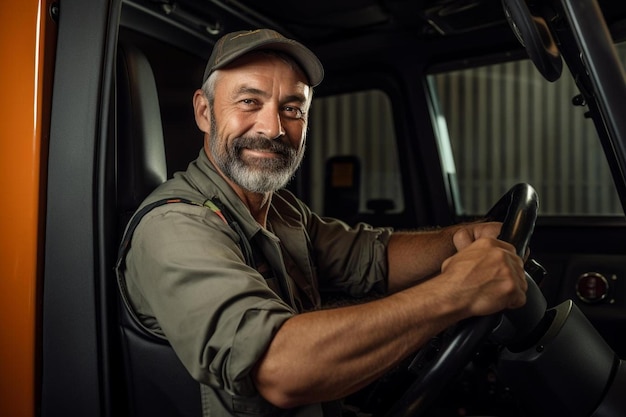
xmin=120 ymin=149 xmax=393 ymax=417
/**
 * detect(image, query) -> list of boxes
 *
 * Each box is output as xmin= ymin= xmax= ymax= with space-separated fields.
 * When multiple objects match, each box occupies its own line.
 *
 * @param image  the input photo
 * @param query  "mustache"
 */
xmin=232 ymin=136 xmax=295 ymax=156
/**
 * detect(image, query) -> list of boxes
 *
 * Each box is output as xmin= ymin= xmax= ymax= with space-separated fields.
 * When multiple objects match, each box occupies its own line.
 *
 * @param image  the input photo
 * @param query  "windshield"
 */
xmin=428 ymin=42 xmax=626 ymax=217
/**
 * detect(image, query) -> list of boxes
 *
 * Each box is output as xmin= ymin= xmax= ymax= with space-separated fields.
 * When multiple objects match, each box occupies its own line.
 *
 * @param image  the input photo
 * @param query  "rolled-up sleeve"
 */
xmin=124 ymin=203 xmax=295 ymax=396
xmin=312 ymin=218 xmax=392 ymax=296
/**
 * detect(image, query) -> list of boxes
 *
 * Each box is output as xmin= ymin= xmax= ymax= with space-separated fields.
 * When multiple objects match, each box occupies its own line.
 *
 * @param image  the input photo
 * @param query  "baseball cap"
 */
xmin=202 ymin=29 xmax=324 ymax=87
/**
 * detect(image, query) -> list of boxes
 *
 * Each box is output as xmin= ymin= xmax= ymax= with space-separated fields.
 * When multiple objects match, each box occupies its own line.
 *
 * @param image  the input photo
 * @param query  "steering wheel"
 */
xmin=385 ymin=183 xmax=541 ymax=417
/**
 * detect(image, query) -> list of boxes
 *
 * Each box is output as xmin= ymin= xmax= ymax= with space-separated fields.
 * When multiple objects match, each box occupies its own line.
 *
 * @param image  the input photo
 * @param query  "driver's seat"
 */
xmin=115 ymin=40 xmax=202 ymax=417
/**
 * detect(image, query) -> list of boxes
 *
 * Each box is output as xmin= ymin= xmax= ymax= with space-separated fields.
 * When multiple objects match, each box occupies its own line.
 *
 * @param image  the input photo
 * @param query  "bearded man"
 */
xmin=118 ymin=28 xmax=527 ymax=417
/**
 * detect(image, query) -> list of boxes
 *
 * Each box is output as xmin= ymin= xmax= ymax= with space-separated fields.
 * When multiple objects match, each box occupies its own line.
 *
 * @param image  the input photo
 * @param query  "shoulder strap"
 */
xmin=116 ymin=197 xmax=255 ymax=271
xmin=115 ymin=196 xmax=256 ymax=339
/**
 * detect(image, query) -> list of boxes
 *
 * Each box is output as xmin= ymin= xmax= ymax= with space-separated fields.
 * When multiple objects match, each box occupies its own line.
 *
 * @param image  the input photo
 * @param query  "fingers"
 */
xmin=452 ymin=222 xmax=502 ymax=251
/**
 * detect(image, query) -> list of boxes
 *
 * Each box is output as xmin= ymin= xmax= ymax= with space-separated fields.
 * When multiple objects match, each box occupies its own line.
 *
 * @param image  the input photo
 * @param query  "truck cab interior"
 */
xmin=12 ymin=0 xmax=626 ymax=416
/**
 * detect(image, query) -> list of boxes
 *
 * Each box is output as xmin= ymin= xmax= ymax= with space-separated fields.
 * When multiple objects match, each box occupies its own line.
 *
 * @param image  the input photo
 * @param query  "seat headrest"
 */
xmin=116 ymin=42 xmax=167 ymax=213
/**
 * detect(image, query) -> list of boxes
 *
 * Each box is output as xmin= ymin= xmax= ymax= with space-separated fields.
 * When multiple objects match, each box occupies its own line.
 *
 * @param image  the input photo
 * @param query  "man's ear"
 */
xmin=193 ymin=89 xmax=211 ymax=133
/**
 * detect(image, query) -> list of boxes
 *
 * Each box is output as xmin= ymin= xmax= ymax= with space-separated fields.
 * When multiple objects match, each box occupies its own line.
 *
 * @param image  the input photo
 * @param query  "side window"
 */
xmin=307 ymin=89 xmax=404 ymax=218
xmin=428 ymin=46 xmax=626 ymax=216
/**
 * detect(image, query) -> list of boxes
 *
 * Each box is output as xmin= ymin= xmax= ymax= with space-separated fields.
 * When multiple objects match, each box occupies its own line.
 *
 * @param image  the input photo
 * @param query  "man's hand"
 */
xmin=440 ymin=237 xmax=528 ymax=317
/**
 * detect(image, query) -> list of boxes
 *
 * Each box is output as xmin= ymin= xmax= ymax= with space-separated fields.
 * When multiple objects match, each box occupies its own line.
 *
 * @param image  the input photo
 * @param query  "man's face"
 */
xmin=205 ymin=53 xmax=312 ymax=193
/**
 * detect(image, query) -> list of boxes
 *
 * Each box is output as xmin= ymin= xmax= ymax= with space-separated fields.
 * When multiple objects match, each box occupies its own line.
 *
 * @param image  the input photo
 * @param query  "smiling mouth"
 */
xmin=241 ymin=148 xmax=284 ymax=158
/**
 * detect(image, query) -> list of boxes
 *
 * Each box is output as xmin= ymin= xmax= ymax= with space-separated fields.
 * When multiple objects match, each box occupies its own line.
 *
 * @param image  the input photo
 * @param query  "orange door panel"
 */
xmin=0 ymin=1 xmax=57 ymax=416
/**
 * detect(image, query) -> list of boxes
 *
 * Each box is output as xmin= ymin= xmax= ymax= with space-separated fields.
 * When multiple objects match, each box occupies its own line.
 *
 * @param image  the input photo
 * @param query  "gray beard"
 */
xmin=208 ymin=112 xmax=304 ymax=193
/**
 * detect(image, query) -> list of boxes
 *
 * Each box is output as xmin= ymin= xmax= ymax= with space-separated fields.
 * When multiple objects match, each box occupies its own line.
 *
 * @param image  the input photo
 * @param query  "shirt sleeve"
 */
xmin=123 ymin=203 xmax=295 ymax=396
xmin=276 ymin=191 xmax=393 ymax=297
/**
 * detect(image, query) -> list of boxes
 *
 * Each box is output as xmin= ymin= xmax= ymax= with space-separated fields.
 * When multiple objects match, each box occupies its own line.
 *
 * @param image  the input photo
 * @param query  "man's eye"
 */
xmin=282 ymin=106 xmax=304 ymax=119
xmin=238 ymin=99 xmax=263 ymax=111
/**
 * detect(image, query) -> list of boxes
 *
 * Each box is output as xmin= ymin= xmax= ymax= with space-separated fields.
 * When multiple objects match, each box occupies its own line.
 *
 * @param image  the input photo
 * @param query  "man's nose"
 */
xmin=256 ymin=104 xmax=285 ymax=139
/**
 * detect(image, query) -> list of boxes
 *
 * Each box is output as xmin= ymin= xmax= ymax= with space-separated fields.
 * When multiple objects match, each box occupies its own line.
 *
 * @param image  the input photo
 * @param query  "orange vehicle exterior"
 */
xmin=0 ymin=1 xmax=57 ymax=416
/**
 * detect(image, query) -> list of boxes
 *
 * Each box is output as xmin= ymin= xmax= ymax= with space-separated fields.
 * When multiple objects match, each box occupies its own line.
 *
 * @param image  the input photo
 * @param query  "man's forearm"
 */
xmin=386 ymin=226 xmax=461 ymax=292
xmin=251 ymin=279 xmax=463 ymax=408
